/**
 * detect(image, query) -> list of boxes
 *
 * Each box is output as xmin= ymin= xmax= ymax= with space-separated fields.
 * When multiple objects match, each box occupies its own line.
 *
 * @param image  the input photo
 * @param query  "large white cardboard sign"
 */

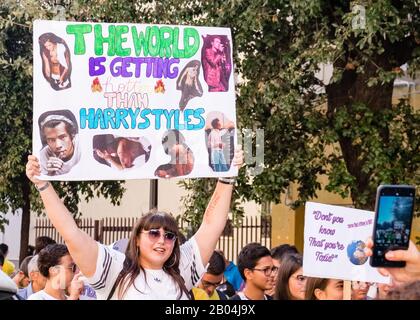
xmin=33 ymin=20 xmax=237 ymax=180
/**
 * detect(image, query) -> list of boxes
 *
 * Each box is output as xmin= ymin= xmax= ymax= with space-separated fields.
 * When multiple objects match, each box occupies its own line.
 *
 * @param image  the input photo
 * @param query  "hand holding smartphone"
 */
xmin=370 ymin=185 xmax=416 ymax=268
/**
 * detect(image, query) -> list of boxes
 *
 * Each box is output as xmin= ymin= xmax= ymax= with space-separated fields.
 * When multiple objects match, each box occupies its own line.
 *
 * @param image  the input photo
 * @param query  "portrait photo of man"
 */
xmin=38 ymin=109 xmax=80 ymax=176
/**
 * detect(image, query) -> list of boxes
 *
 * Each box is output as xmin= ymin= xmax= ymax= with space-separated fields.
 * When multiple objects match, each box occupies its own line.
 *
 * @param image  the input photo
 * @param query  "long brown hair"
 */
xmin=274 ymin=253 xmax=303 ymax=300
xmin=304 ymin=277 xmax=329 ymax=300
xmin=114 ymin=211 xmax=190 ymax=299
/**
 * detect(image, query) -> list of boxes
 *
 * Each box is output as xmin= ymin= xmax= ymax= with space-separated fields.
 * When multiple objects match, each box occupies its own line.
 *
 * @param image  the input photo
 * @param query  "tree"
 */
xmin=0 ymin=0 xmax=144 ymax=262
xmin=144 ymin=0 xmax=419 ymax=231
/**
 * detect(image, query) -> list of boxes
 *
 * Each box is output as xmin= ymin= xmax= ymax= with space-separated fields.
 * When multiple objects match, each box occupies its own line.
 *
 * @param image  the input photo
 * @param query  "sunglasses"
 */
xmin=142 ymin=228 xmax=177 ymax=244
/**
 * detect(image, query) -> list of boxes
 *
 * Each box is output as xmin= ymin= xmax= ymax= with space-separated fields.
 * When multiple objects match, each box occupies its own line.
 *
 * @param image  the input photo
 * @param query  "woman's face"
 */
xmin=316 ymin=279 xmax=344 ymax=300
xmin=137 ymin=227 xmax=176 ymax=269
xmin=187 ymin=65 xmax=198 ymax=77
xmin=351 ymin=281 xmax=371 ymax=300
xmin=288 ymin=267 xmax=307 ymax=300
xmin=44 ymin=40 xmax=55 ymax=52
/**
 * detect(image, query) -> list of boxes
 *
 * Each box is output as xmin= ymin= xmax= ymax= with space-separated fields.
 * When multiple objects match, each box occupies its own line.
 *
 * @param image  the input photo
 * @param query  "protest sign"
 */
xmin=33 ymin=20 xmax=237 ymax=180
xmin=303 ymin=202 xmax=389 ymax=284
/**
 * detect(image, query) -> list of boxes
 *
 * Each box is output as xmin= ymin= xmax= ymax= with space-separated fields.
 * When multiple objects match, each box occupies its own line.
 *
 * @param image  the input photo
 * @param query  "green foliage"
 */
xmin=2 ymin=0 xmax=418 ymax=237
xmin=0 ymin=0 xmax=127 ymax=235
xmin=145 ymin=0 xmax=419 ymax=223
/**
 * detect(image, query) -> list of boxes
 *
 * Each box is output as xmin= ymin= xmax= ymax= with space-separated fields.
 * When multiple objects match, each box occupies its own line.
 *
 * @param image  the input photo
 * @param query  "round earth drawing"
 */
xmin=347 ymin=240 xmax=368 ymax=265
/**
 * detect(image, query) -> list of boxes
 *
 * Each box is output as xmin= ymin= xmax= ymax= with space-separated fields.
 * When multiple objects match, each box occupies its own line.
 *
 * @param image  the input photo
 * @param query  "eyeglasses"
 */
xmin=142 ymin=228 xmax=177 ymax=244
xmin=252 ymin=266 xmax=279 ymax=277
xmin=60 ymin=263 xmax=77 ymax=273
xmin=291 ymin=274 xmax=307 ymax=283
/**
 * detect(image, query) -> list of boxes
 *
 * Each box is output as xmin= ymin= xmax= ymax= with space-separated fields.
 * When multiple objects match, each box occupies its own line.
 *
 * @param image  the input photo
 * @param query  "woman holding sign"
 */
xmin=25 ymin=148 xmax=243 ymax=300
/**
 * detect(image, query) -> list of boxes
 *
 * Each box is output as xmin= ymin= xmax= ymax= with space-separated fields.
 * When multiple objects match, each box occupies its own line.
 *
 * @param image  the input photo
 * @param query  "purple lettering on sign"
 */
xmin=89 ymin=57 xmax=106 ymax=76
xmin=107 ymin=57 xmax=180 ymax=79
xmin=318 ymin=224 xmax=335 ymax=235
xmin=347 ymin=218 xmax=372 ymax=229
xmin=309 ymin=236 xmax=325 ymax=248
xmin=315 ymin=251 xmax=338 ymax=262
xmin=312 ymin=211 xmax=344 ymax=225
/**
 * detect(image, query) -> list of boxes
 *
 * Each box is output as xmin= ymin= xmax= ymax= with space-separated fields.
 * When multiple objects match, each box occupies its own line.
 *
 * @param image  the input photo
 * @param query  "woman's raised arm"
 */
xmin=26 ymin=155 xmax=98 ymax=277
xmin=194 ymin=148 xmax=243 ymax=265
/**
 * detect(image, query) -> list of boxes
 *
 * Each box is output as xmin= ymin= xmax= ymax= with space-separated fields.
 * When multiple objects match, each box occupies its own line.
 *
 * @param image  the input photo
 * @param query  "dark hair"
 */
xmin=385 ymin=280 xmax=420 ymax=300
xmin=304 ymin=277 xmax=329 ymax=300
xmin=38 ymin=110 xmax=78 ymax=146
xmin=26 ymin=245 xmax=35 ymax=257
xmin=38 ymin=32 xmax=72 ymax=88
xmin=237 ymin=243 xmax=271 ymax=281
xmin=114 ymin=211 xmax=189 ymax=300
xmin=0 ymin=243 xmax=9 ymax=256
xmin=211 ymin=118 xmax=220 ymax=129
xmin=161 ymin=129 xmax=186 ymax=154
xmin=19 ymin=255 xmax=33 ymax=278
xmin=37 ymin=244 xmax=69 ymax=278
xmin=38 ymin=32 xmax=65 ymax=46
xmin=177 ymin=232 xmax=187 ymax=245
xmin=207 ymin=251 xmax=226 ymax=276
xmin=0 ymin=252 xmax=4 ymax=266
xmin=274 ymin=253 xmax=303 ymax=300
xmin=44 ymin=119 xmax=74 ymax=132
xmin=217 ymin=281 xmax=235 ymax=298
xmin=271 ymin=244 xmax=299 ymax=262
xmin=35 ymin=236 xmax=57 ymax=254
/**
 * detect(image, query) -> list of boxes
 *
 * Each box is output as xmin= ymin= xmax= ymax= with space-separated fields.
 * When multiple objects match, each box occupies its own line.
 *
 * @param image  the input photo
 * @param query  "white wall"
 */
xmin=77 ymin=179 xmax=261 ymax=219
xmin=0 ymin=209 xmax=23 ymax=266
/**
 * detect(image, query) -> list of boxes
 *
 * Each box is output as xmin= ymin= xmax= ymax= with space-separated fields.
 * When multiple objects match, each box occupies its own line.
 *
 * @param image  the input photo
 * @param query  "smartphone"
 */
xmin=370 ymin=185 xmax=416 ymax=268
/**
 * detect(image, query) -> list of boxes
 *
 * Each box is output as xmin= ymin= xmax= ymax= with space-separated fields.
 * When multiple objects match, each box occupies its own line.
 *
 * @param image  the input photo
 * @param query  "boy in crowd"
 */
xmin=231 ymin=243 xmax=275 ymax=300
xmin=191 ymin=251 xmax=228 ymax=300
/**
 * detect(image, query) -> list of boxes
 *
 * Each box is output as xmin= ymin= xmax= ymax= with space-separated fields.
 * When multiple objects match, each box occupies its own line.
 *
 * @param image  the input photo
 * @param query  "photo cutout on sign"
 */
xmin=38 ymin=109 xmax=80 ymax=176
xmin=176 ymin=60 xmax=203 ymax=111
xmin=38 ymin=32 xmax=72 ymax=90
xmin=154 ymin=129 xmax=194 ymax=178
xmin=93 ymin=135 xmax=151 ymax=170
xmin=201 ymin=35 xmax=232 ymax=92
xmin=205 ymin=112 xmax=235 ymax=172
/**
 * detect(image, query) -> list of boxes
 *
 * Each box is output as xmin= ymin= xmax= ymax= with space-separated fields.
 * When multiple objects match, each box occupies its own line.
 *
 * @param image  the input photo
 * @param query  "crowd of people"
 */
xmin=1 ymin=149 xmax=419 ymax=300
xmin=2 ymin=236 xmax=420 ymax=300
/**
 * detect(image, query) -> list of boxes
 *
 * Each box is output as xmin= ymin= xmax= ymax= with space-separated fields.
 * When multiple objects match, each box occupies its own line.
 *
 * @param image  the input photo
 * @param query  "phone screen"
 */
xmin=371 ymin=186 xmax=415 ymax=267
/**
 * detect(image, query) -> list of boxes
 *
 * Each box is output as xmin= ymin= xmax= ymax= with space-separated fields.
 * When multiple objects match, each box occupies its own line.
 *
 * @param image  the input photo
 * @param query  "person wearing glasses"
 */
xmin=265 ymin=243 xmax=299 ymax=296
xmin=27 ymin=244 xmax=83 ymax=300
xmin=274 ymin=253 xmax=307 ymax=300
xmin=230 ymin=243 xmax=275 ymax=300
xmin=25 ymin=148 xmax=243 ymax=300
xmin=191 ymin=251 xmax=228 ymax=300
xmin=16 ymin=255 xmax=47 ymax=300
xmin=11 ymin=255 xmax=32 ymax=289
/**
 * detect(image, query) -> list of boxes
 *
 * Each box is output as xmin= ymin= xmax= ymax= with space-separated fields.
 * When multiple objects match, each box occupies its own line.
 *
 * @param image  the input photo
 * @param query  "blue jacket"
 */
xmin=224 ymin=261 xmax=244 ymax=291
